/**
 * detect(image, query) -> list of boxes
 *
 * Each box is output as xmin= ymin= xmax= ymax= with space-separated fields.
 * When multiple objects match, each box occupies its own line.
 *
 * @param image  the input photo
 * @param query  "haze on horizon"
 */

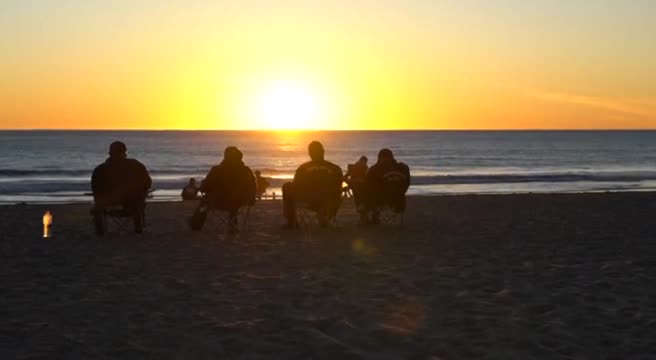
xmin=1 ymin=0 xmax=655 ymax=130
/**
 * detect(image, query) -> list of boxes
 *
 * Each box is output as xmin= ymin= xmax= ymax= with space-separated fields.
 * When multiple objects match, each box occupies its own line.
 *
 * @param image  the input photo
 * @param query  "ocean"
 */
xmin=1 ymin=130 xmax=656 ymax=204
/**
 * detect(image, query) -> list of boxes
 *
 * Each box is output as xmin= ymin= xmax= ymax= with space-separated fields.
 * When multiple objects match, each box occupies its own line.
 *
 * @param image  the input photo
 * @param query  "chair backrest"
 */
xmin=381 ymin=170 xmax=408 ymax=198
xmin=295 ymin=163 xmax=342 ymax=205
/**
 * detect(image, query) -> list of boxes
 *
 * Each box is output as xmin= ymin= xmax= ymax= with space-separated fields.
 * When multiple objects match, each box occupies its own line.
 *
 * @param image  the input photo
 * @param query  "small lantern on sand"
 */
xmin=43 ymin=211 xmax=52 ymax=238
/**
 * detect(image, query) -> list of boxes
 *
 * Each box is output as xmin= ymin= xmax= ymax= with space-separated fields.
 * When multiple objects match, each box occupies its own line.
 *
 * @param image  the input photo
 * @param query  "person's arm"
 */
xmin=91 ymin=166 xmax=101 ymax=195
xmin=332 ymin=164 xmax=344 ymax=194
xmin=141 ymin=163 xmax=152 ymax=191
xmin=293 ymin=163 xmax=306 ymax=184
xmin=200 ymin=167 xmax=218 ymax=193
xmin=401 ymin=163 xmax=411 ymax=191
xmin=247 ymin=168 xmax=257 ymax=204
xmin=366 ymin=165 xmax=378 ymax=184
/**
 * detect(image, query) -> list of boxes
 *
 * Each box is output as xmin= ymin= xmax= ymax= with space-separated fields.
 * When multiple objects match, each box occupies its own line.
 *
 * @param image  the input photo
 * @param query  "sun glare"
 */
xmin=255 ymin=80 xmax=325 ymax=130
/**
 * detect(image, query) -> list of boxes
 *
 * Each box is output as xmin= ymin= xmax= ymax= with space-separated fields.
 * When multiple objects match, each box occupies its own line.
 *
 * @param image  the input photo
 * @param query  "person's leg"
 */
xmin=353 ymin=182 xmax=370 ymax=224
xmin=352 ymin=181 xmax=364 ymax=207
xmin=124 ymin=196 xmax=146 ymax=233
xmin=92 ymin=195 xmax=110 ymax=236
xmin=282 ymin=182 xmax=297 ymax=227
xmin=390 ymin=195 xmax=406 ymax=213
xmin=189 ymin=199 xmax=209 ymax=230
xmin=92 ymin=208 xmax=105 ymax=236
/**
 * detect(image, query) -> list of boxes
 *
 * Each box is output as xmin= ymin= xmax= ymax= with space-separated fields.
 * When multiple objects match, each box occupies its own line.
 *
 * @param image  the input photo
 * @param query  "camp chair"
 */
xmin=372 ymin=204 xmax=405 ymax=225
xmin=194 ymin=190 xmax=255 ymax=238
xmin=341 ymin=183 xmax=353 ymax=199
xmin=90 ymin=190 xmax=152 ymax=236
xmin=295 ymin=197 xmax=340 ymax=229
xmin=96 ymin=205 xmax=146 ymax=235
xmin=368 ymin=171 xmax=407 ymax=226
xmin=202 ymin=204 xmax=253 ymax=238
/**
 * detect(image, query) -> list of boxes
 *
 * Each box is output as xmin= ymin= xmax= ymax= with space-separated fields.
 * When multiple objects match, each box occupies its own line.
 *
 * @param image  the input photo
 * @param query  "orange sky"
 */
xmin=1 ymin=1 xmax=655 ymax=130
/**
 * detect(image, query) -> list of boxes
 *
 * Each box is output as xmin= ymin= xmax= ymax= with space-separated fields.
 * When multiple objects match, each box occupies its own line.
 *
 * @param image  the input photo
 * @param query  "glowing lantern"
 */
xmin=43 ymin=211 xmax=52 ymax=238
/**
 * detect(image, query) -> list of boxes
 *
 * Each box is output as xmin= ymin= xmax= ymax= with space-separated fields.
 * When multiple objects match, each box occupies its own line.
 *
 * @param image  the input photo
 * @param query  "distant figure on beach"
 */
xmin=282 ymin=141 xmax=343 ymax=228
xmin=254 ymin=170 xmax=269 ymax=200
xmin=361 ymin=148 xmax=410 ymax=224
xmin=344 ymin=155 xmax=368 ymax=205
xmin=181 ymin=178 xmax=199 ymax=200
xmin=91 ymin=141 xmax=152 ymax=235
xmin=190 ymin=146 xmax=256 ymax=233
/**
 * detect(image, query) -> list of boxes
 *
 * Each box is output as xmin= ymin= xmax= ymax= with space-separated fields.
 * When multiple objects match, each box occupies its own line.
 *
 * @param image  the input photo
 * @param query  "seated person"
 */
xmin=181 ymin=178 xmax=199 ymax=200
xmin=361 ymin=148 xmax=410 ymax=224
xmin=254 ymin=170 xmax=269 ymax=200
xmin=282 ymin=141 xmax=343 ymax=228
xmin=344 ymin=155 xmax=368 ymax=205
xmin=189 ymin=146 xmax=256 ymax=233
xmin=91 ymin=141 xmax=152 ymax=235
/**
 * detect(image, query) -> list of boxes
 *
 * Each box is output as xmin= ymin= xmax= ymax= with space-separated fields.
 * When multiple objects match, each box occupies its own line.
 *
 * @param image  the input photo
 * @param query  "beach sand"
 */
xmin=1 ymin=193 xmax=655 ymax=359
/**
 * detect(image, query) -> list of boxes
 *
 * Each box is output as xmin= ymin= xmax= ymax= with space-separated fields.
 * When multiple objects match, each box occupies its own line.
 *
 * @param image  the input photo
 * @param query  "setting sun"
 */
xmin=254 ymin=80 xmax=326 ymax=130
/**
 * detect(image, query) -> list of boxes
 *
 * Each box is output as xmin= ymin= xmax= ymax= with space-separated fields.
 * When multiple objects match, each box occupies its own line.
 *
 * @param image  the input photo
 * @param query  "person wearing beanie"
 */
xmin=91 ymin=141 xmax=152 ymax=235
xmin=190 ymin=146 xmax=256 ymax=233
xmin=361 ymin=148 xmax=410 ymax=224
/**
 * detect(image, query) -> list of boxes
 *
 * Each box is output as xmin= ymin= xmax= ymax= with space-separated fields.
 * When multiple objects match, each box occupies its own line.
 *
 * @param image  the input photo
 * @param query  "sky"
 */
xmin=1 ymin=0 xmax=655 ymax=130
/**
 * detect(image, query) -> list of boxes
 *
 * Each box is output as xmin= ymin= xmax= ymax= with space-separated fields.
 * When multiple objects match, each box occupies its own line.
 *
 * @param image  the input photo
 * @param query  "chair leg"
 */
xmin=93 ymin=211 xmax=106 ymax=236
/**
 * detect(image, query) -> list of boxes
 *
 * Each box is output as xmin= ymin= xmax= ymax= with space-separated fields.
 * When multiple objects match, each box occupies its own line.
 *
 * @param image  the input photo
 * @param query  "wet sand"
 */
xmin=1 ymin=193 xmax=656 ymax=359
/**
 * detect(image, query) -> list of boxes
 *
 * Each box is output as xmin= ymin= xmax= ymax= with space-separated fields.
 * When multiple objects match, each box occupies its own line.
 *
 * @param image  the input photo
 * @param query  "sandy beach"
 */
xmin=1 ymin=193 xmax=655 ymax=359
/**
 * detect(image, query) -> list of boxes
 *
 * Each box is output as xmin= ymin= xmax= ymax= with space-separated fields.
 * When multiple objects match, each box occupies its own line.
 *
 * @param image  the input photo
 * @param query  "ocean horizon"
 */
xmin=2 ymin=130 xmax=656 ymax=204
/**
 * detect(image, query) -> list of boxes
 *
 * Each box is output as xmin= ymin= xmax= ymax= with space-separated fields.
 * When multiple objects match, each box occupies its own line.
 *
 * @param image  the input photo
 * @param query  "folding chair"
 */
xmin=202 ymin=205 xmax=253 ymax=238
xmin=93 ymin=205 xmax=146 ymax=236
xmin=296 ymin=201 xmax=339 ymax=229
xmin=341 ymin=184 xmax=353 ymax=199
xmin=365 ymin=172 xmax=407 ymax=227
xmin=89 ymin=190 xmax=152 ymax=236
xmin=372 ymin=204 xmax=405 ymax=226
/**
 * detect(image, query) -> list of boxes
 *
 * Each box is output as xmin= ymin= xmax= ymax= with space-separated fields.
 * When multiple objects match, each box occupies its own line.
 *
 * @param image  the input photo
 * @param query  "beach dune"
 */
xmin=1 ymin=193 xmax=656 ymax=359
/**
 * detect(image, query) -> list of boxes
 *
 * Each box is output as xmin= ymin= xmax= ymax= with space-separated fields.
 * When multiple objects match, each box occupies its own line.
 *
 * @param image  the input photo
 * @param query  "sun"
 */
xmin=255 ymin=80 xmax=325 ymax=130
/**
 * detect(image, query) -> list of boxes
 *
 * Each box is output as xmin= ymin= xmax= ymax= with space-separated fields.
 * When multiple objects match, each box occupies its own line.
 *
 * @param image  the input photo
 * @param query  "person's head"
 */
xmin=359 ymin=155 xmax=368 ymax=165
xmin=377 ymin=148 xmax=394 ymax=163
xmin=189 ymin=178 xmax=196 ymax=185
xmin=224 ymin=146 xmax=243 ymax=162
xmin=308 ymin=141 xmax=325 ymax=161
xmin=254 ymin=170 xmax=261 ymax=177
xmin=108 ymin=141 xmax=127 ymax=159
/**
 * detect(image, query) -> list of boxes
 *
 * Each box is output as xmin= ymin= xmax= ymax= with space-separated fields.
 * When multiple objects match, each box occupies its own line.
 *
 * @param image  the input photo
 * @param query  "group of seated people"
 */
xmin=90 ymin=140 xmax=410 ymax=236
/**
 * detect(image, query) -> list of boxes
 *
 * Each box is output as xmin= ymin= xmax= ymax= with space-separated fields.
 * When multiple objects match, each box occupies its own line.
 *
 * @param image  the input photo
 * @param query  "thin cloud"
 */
xmin=528 ymin=90 xmax=656 ymax=120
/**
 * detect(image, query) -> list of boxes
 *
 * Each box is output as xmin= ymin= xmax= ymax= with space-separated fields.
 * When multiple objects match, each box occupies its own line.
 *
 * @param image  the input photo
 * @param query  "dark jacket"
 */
xmin=366 ymin=159 xmax=410 ymax=195
xmin=293 ymin=159 xmax=343 ymax=202
xmin=346 ymin=162 xmax=368 ymax=184
xmin=91 ymin=158 xmax=152 ymax=203
xmin=200 ymin=159 xmax=256 ymax=209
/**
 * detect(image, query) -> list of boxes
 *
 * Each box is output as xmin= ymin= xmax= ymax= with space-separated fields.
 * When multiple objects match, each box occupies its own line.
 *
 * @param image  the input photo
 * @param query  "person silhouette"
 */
xmin=181 ymin=178 xmax=199 ymax=200
xmin=344 ymin=155 xmax=369 ymax=212
xmin=189 ymin=146 xmax=256 ymax=233
xmin=282 ymin=141 xmax=343 ymax=228
xmin=91 ymin=141 xmax=152 ymax=235
xmin=254 ymin=170 xmax=270 ymax=200
xmin=361 ymin=148 xmax=410 ymax=224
